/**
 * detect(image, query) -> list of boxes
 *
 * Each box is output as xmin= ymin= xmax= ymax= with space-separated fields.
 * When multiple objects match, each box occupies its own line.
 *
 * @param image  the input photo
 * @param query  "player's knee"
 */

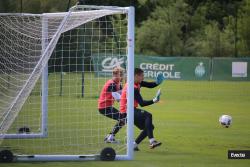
xmin=119 ymin=118 xmax=126 ymax=126
xmin=146 ymin=112 xmax=152 ymax=119
xmin=119 ymin=120 xmax=125 ymax=126
xmin=152 ymin=124 xmax=155 ymax=130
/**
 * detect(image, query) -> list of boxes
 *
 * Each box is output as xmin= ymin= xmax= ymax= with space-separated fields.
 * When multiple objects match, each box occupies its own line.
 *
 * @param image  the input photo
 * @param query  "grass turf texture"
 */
xmin=1 ymin=73 xmax=250 ymax=166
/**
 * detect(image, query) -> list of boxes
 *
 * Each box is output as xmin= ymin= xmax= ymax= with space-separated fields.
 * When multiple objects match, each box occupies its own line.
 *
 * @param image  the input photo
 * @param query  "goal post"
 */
xmin=126 ymin=6 xmax=135 ymax=161
xmin=0 ymin=5 xmax=134 ymax=161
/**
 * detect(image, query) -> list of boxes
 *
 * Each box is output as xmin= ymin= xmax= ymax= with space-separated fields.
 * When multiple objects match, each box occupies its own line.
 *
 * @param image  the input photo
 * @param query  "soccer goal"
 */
xmin=0 ymin=5 xmax=134 ymax=162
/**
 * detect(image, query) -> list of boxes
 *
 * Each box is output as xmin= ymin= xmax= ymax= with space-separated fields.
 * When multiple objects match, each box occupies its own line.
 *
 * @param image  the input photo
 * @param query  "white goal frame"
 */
xmin=0 ymin=5 xmax=134 ymax=161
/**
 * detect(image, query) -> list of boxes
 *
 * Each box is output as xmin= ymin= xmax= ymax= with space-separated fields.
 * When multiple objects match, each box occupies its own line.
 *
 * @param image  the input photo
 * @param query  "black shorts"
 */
xmin=99 ymin=107 xmax=126 ymax=121
xmin=134 ymin=108 xmax=153 ymax=130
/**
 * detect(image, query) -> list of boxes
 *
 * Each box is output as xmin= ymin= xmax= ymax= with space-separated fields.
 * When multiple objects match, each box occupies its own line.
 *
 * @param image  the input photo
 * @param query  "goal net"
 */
xmin=0 ymin=5 xmax=134 ymax=161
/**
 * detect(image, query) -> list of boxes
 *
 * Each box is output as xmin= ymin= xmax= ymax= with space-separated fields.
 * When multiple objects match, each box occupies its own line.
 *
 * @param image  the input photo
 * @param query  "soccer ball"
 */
xmin=219 ymin=115 xmax=232 ymax=128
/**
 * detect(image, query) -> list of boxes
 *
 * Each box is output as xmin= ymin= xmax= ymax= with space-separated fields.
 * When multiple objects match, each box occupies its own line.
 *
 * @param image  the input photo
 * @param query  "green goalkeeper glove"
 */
xmin=156 ymin=73 xmax=165 ymax=85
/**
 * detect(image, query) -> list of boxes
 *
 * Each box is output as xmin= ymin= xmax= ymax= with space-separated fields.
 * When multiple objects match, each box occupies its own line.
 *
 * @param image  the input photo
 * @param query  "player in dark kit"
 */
xmin=120 ymin=68 xmax=164 ymax=150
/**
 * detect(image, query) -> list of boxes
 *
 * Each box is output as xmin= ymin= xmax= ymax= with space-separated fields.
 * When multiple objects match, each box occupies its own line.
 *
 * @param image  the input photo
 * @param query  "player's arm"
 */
xmin=117 ymin=84 xmax=123 ymax=94
xmin=134 ymin=88 xmax=154 ymax=107
xmin=140 ymin=81 xmax=158 ymax=88
xmin=107 ymin=83 xmax=121 ymax=101
xmin=135 ymin=88 xmax=161 ymax=107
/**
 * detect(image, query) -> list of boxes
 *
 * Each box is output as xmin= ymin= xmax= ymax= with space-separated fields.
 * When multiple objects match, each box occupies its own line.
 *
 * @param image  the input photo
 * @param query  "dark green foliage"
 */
xmin=1 ymin=0 xmax=249 ymax=57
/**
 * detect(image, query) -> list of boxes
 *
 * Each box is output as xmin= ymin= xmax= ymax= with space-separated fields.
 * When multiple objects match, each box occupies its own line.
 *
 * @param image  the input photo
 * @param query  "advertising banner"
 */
xmin=135 ymin=55 xmax=211 ymax=80
xmin=212 ymin=57 xmax=250 ymax=81
xmin=92 ymin=54 xmax=250 ymax=81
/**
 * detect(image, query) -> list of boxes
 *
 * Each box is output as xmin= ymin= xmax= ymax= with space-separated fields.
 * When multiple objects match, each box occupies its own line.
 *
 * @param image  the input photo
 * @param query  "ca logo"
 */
xmin=102 ymin=57 xmax=125 ymax=72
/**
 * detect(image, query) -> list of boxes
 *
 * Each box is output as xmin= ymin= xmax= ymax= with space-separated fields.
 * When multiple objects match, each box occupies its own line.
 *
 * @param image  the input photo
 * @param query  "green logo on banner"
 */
xmin=195 ymin=62 xmax=206 ymax=77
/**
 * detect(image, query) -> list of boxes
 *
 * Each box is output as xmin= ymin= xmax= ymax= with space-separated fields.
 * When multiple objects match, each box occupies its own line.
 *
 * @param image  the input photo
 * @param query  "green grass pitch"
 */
xmin=1 ymin=73 xmax=250 ymax=167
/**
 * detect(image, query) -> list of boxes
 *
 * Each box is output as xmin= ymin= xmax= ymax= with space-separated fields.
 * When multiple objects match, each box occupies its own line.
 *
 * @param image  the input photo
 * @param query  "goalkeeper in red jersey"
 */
xmin=120 ymin=68 xmax=164 ymax=150
xmin=98 ymin=67 xmax=126 ymax=143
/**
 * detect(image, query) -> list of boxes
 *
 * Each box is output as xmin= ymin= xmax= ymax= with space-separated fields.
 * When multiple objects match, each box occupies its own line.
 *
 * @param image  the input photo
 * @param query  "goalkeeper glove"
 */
xmin=153 ymin=89 xmax=161 ymax=103
xmin=156 ymin=73 xmax=164 ymax=85
xmin=112 ymin=92 xmax=121 ymax=102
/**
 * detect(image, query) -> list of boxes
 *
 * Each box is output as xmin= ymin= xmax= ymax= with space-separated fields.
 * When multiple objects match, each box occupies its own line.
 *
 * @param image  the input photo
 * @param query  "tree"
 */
xmin=0 ymin=0 xmax=18 ymax=13
xmin=136 ymin=0 xmax=190 ymax=56
xmin=193 ymin=20 xmax=234 ymax=57
xmin=1 ymin=0 xmax=248 ymax=57
xmin=238 ymin=0 xmax=250 ymax=56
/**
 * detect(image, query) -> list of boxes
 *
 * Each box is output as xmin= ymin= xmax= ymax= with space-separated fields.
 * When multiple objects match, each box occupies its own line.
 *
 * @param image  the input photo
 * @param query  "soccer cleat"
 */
xmin=134 ymin=146 xmax=140 ymax=151
xmin=104 ymin=134 xmax=119 ymax=144
xmin=149 ymin=140 xmax=162 ymax=149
